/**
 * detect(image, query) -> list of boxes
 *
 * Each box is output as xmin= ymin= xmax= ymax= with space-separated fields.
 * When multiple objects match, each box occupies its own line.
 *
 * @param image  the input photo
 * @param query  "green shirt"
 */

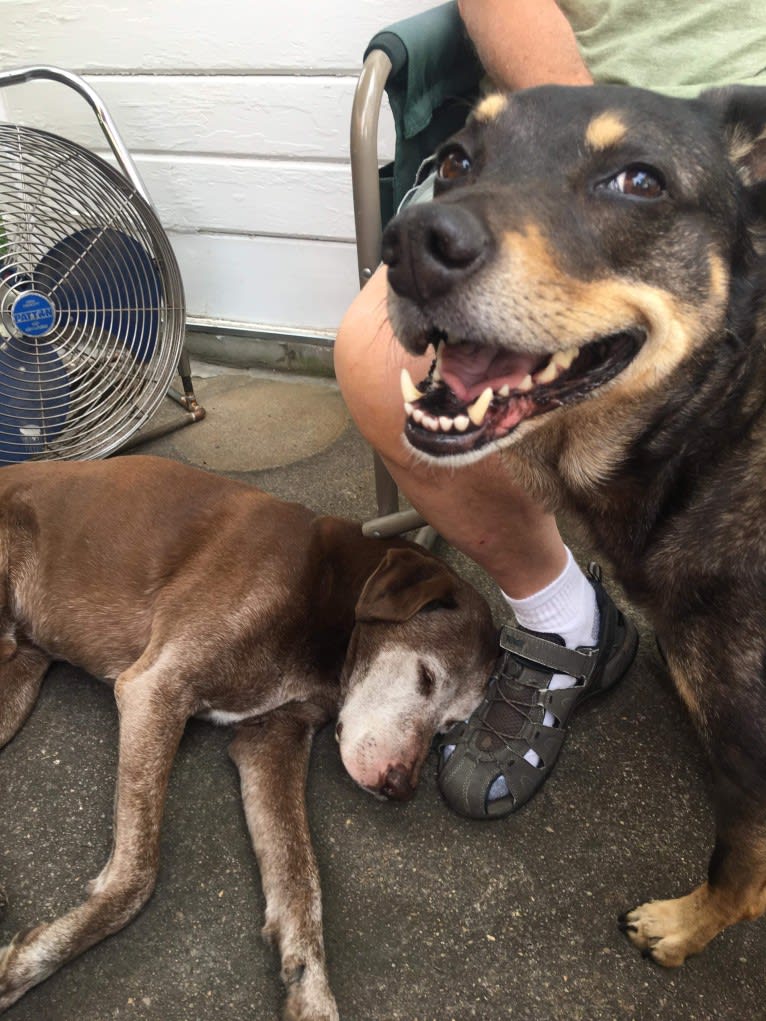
xmin=559 ymin=0 xmax=766 ymax=95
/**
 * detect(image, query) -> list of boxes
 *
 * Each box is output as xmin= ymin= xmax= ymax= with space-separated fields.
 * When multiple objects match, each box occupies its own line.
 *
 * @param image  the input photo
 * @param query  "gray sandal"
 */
xmin=437 ymin=564 xmax=638 ymax=819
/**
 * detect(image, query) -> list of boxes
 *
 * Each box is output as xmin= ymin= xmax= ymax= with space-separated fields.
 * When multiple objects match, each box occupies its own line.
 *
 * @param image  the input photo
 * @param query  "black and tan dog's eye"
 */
xmin=437 ymin=146 xmax=473 ymax=181
xmin=604 ymin=165 xmax=666 ymax=199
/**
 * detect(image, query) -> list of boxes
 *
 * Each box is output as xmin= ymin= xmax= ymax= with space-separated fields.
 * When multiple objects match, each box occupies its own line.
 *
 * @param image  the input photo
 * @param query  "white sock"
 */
xmin=501 ymin=548 xmax=599 ymax=770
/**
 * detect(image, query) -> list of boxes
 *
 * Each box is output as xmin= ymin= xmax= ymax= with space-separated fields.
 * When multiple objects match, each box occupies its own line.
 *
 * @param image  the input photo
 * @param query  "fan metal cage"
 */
xmin=0 ymin=121 xmax=186 ymax=464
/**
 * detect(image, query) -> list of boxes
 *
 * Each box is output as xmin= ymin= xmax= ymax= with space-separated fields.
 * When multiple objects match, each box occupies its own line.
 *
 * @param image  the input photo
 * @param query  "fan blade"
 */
xmin=34 ymin=228 xmax=161 ymax=363
xmin=0 ymin=337 xmax=70 ymax=463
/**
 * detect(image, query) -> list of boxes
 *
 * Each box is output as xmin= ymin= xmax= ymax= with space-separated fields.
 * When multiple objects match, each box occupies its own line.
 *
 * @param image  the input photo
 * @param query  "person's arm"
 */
xmin=457 ymin=0 xmax=593 ymax=89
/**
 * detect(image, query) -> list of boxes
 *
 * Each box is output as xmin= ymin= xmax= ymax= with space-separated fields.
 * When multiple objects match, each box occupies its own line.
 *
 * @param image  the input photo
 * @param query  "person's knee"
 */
xmin=333 ymin=286 xmax=377 ymax=411
xmin=334 ymin=271 xmax=430 ymax=464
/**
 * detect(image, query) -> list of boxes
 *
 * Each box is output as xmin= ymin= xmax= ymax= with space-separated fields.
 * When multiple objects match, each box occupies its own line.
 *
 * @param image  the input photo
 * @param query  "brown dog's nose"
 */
xmin=380 ymin=764 xmax=416 ymax=801
xmin=382 ymin=203 xmax=490 ymax=302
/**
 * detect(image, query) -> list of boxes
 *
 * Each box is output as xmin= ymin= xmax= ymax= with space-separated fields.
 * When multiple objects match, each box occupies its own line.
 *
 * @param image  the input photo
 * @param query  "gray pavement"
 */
xmin=0 ymin=363 xmax=762 ymax=1021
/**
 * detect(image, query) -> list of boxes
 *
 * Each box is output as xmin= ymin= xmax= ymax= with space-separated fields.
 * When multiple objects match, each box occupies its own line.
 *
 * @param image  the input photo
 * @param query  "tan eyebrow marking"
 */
xmin=708 ymin=251 xmax=729 ymax=302
xmin=474 ymin=93 xmax=508 ymax=123
xmin=585 ymin=111 xmax=627 ymax=150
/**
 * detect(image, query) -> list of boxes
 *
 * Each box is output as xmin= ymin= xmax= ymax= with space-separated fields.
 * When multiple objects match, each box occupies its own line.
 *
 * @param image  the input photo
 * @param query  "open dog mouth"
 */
xmin=401 ymin=328 xmax=645 ymax=456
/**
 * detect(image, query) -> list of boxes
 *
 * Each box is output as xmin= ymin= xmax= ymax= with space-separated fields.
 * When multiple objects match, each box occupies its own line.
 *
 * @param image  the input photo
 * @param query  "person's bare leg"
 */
xmin=334 ymin=266 xmax=567 ymax=598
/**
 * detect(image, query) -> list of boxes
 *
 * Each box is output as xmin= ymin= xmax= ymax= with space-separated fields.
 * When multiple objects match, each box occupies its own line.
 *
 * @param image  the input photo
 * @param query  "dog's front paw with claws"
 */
xmin=619 ymin=885 xmax=726 ymax=967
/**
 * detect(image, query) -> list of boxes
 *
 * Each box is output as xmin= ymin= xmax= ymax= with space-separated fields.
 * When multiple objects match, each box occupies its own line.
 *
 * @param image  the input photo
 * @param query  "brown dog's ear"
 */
xmin=703 ymin=85 xmax=766 ymax=186
xmin=355 ymin=547 xmax=456 ymax=623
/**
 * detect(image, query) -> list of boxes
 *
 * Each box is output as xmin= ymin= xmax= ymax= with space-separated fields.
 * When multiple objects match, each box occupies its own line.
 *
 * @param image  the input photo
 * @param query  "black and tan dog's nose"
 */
xmin=382 ymin=203 xmax=490 ymax=301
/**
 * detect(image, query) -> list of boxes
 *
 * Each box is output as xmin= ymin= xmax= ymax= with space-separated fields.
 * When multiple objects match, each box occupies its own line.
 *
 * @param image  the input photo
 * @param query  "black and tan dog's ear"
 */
xmin=702 ymin=85 xmax=766 ymax=187
xmin=355 ymin=547 xmax=456 ymax=623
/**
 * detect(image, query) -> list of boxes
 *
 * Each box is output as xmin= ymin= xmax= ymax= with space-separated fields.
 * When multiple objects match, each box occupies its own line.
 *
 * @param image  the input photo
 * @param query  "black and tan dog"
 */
xmin=382 ymin=83 xmax=766 ymax=966
xmin=0 ymin=456 xmax=496 ymax=1019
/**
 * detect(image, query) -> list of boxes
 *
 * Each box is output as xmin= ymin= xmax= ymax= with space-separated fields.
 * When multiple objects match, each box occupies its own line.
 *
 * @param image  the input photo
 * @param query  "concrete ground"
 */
xmin=0 ymin=363 xmax=763 ymax=1021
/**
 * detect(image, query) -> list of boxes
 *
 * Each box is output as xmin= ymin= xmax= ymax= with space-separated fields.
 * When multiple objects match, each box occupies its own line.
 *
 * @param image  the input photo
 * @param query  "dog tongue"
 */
xmin=438 ymin=342 xmax=541 ymax=402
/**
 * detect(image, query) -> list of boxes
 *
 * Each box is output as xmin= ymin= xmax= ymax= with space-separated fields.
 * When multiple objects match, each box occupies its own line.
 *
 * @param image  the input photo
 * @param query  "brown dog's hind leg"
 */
xmin=0 ymin=649 xmax=192 ymax=1012
xmin=0 ymin=641 xmax=50 ymax=750
xmin=229 ymin=704 xmax=339 ymax=1021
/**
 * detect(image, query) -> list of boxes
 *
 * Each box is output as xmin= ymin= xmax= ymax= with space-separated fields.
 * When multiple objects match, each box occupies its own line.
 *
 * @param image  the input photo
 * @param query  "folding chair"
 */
xmin=350 ymin=1 xmax=483 ymax=539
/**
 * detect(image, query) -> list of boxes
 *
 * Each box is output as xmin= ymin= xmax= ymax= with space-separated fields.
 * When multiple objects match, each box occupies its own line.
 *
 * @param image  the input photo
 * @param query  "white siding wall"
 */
xmin=0 ymin=0 xmax=435 ymax=337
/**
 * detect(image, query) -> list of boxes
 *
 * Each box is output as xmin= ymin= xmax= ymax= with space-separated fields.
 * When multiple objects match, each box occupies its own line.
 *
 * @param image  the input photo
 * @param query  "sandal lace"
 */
xmin=474 ymin=653 xmax=548 ymax=751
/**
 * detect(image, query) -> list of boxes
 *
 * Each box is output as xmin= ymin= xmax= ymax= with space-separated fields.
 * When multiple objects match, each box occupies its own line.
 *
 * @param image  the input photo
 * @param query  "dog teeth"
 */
xmin=535 ymin=359 xmax=559 ymax=385
xmin=405 ymin=352 xmax=577 ymax=436
xmin=406 ymin=400 xmax=472 ymax=434
xmin=400 ymin=367 xmax=424 ymax=404
xmin=404 ymin=344 xmax=582 ymax=435
xmin=467 ymin=387 xmax=494 ymax=426
xmin=554 ymin=346 xmax=578 ymax=370
xmin=534 ymin=346 xmax=579 ymax=385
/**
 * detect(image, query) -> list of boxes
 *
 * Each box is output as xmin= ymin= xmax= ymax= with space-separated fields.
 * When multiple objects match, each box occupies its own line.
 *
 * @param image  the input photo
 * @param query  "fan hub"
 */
xmin=11 ymin=291 xmax=55 ymax=338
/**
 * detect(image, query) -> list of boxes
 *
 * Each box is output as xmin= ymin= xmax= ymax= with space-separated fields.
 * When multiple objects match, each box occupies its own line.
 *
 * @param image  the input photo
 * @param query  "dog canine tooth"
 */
xmin=534 ymin=357 xmax=559 ymax=385
xmin=467 ymin=387 xmax=494 ymax=426
xmin=454 ymin=415 xmax=470 ymax=432
xmin=400 ymin=367 xmax=424 ymax=404
xmin=438 ymin=416 xmax=454 ymax=432
xmin=552 ymin=347 xmax=578 ymax=371
xmin=534 ymin=347 xmax=578 ymax=387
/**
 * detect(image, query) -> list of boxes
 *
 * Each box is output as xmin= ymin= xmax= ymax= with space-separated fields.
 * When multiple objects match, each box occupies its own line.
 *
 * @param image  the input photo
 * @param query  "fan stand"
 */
xmin=0 ymin=64 xmax=205 ymax=449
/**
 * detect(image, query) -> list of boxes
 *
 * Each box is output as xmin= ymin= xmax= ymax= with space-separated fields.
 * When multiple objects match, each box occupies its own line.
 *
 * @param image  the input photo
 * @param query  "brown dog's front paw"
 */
xmin=0 ymin=926 xmax=48 ymax=1012
xmin=282 ymin=961 xmax=339 ymax=1021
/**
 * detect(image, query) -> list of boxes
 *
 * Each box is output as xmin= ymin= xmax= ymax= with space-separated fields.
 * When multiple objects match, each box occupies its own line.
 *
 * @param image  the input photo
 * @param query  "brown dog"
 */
xmin=383 ymin=83 xmax=766 ymax=966
xmin=0 ymin=455 xmax=496 ymax=1019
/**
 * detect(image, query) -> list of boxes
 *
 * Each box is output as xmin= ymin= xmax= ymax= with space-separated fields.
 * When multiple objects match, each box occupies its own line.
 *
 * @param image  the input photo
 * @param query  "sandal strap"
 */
xmin=437 ymin=564 xmax=639 ymax=820
xmin=499 ymin=625 xmax=599 ymax=681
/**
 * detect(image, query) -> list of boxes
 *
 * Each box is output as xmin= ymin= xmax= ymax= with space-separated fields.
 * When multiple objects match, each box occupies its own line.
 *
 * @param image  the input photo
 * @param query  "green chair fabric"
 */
xmin=365 ymin=1 xmax=483 ymax=224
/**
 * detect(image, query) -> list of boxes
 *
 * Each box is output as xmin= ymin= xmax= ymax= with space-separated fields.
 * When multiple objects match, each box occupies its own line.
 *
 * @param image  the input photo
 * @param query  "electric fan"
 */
xmin=0 ymin=66 xmax=199 ymax=466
